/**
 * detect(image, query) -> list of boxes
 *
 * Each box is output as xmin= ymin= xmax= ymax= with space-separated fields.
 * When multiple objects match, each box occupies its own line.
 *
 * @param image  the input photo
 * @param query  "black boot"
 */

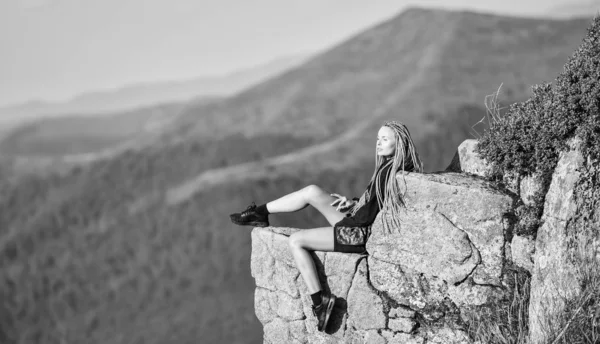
xmin=311 ymin=291 xmax=336 ymax=332
xmin=230 ymin=202 xmax=269 ymax=227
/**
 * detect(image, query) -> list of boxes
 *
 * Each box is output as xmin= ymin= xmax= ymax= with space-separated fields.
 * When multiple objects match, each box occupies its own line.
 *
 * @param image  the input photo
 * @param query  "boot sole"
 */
xmin=230 ymin=218 xmax=269 ymax=227
xmin=321 ymin=295 xmax=336 ymax=332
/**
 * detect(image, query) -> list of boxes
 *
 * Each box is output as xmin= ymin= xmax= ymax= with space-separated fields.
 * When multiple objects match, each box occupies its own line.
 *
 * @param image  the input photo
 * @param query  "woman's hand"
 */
xmin=330 ymin=193 xmax=355 ymax=212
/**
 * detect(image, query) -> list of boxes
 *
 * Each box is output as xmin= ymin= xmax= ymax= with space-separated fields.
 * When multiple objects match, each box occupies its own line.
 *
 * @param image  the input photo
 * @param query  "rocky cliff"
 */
xmin=527 ymin=137 xmax=598 ymax=343
xmin=250 ymin=140 xmax=519 ymax=343
xmin=249 ymin=138 xmax=596 ymax=343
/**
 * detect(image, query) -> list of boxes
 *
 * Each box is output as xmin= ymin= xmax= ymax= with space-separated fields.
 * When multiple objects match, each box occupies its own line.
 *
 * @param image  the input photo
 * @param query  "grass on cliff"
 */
xmin=476 ymin=13 xmax=600 ymax=234
xmin=464 ymin=267 xmax=531 ymax=344
xmin=471 ymin=14 xmax=600 ymax=344
xmin=541 ymin=239 xmax=600 ymax=344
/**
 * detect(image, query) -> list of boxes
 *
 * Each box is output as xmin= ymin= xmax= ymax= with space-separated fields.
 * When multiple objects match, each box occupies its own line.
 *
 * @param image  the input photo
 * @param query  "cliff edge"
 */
xmin=250 ymin=141 xmax=518 ymax=343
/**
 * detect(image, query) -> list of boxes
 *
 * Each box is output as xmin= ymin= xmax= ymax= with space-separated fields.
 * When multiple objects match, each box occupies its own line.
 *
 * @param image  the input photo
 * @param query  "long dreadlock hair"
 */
xmin=350 ymin=120 xmax=423 ymax=233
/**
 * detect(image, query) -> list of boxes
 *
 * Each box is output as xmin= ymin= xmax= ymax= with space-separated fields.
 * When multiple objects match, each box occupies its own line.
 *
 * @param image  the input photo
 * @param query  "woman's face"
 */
xmin=376 ymin=126 xmax=396 ymax=157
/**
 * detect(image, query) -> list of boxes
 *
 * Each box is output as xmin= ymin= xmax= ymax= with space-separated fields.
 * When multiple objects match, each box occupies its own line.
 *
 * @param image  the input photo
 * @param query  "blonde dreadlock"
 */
xmin=350 ymin=120 xmax=423 ymax=233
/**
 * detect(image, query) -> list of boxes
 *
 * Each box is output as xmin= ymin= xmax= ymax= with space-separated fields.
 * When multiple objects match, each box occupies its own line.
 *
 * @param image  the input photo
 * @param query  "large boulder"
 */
xmin=369 ymin=172 xmax=513 ymax=286
xmin=251 ymin=169 xmax=514 ymax=343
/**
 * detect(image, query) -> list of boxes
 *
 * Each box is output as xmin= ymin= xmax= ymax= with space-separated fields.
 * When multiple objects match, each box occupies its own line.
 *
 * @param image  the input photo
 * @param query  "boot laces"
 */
xmin=241 ymin=202 xmax=257 ymax=217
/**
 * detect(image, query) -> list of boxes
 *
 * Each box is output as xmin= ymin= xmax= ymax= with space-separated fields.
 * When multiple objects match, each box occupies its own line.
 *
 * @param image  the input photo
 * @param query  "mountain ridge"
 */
xmin=0 ymin=53 xmax=308 ymax=126
xmin=167 ymin=8 xmax=590 ymax=170
xmin=1 ymin=8 xmax=591 ymax=173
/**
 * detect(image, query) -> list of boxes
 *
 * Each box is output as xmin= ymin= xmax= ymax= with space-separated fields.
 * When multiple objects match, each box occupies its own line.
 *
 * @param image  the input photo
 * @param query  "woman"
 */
xmin=229 ymin=120 xmax=423 ymax=332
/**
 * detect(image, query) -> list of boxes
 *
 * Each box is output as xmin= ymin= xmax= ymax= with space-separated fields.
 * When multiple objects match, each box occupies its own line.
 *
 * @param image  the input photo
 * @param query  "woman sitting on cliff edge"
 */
xmin=230 ymin=120 xmax=423 ymax=332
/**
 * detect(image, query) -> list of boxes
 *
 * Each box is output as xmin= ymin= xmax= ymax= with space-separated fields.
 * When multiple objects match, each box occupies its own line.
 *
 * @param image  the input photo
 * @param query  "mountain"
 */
xmin=0 ymin=55 xmax=307 ymax=166
xmin=0 ymin=7 xmax=594 ymax=344
xmin=0 ymin=53 xmax=308 ymax=126
xmin=3 ymin=9 xmax=591 ymax=170
xmin=546 ymin=0 xmax=600 ymax=18
xmin=165 ymin=8 xmax=590 ymax=171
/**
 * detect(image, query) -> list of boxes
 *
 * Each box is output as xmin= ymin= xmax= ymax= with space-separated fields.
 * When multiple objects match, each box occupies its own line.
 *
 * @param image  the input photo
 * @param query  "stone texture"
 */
xmin=389 ymin=306 xmax=416 ymax=318
xmin=520 ymin=173 xmax=544 ymax=206
xmin=266 ymin=289 xmax=304 ymax=321
xmin=346 ymin=329 xmax=387 ymax=344
xmin=324 ymin=251 xmax=366 ymax=299
xmin=388 ymin=317 xmax=417 ymax=333
xmin=363 ymin=330 xmax=386 ymax=344
xmin=369 ymin=257 xmax=448 ymax=319
xmin=529 ymin=139 xmax=585 ymax=344
xmin=510 ymin=235 xmax=535 ymax=272
xmin=369 ymin=209 xmax=480 ymax=285
xmin=346 ymin=260 xmax=386 ymax=330
xmin=447 ymin=279 xmax=496 ymax=308
xmin=370 ymin=172 xmax=513 ymax=286
xmin=424 ymin=326 xmax=472 ymax=344
xmin=251 ymin=228 xmax=299 ymax=296
xmin=255 ymin=287 xmax=276 ymax=324
xmin=263 ymin=318 xmax=307 ymax=344
xmin=382 ymin=330 xmax=425 ymax=344
xmin=458 ymin=139 xmax=492 ymax=177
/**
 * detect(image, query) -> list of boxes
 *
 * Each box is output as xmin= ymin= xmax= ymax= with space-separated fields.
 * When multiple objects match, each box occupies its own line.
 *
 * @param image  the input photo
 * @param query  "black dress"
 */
xmin=333 ymin=161 xmax=393 ymax=253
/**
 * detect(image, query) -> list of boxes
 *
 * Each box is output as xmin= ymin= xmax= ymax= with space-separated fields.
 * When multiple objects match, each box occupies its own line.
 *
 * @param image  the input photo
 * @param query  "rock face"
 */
xmin=251 ymin=169 xmax=513 ymax=343
xmin=458 ymin=139 xmax=492 ymax=178
xmin=510 ymin=235 xmax=535 ymax=272
xmin=251 ymin=227 xmax=363 ymax=344
xmin=380 ymin=172 xmax=513 ymax=286
xmin=519 ymin=173 xmax=544 ymax=206
xmin=528 ymin=139 xmax=585 ymax=344
xmin=248 ymin=137 xmax=599 ymax=343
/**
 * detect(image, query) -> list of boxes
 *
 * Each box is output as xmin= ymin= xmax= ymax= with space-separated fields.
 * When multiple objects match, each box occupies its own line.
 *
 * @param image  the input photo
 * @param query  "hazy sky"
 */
xmin=0 ymin=0 xmax=573 ymax=106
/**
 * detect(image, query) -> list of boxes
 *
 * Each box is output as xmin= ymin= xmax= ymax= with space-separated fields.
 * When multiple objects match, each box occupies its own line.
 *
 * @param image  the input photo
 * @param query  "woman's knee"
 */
xmin=288 ymin=232 xmax=305 ymax=249
xmin=303 ymin=184 xmax=325 ymax=201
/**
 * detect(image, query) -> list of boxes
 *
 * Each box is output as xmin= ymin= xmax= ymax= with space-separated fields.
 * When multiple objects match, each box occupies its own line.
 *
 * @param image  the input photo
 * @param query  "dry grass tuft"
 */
xmin=470 ymin=83 xmax=507 ymax=139
xmin=543 ymin=230 xmax=600 ymax=344
xmin=465 ymin=267 xmax=530 ymax=344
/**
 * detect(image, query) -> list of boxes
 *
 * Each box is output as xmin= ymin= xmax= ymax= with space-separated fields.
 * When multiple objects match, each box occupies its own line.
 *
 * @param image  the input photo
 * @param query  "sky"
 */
xmin=0 ymin=0 xmax=574 ymax=106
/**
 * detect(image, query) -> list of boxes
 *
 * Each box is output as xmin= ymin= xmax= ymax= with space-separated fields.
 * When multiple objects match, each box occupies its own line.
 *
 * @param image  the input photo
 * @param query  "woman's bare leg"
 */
xmin=288 ymin=227 xmax=334 ymax=294
xmin=267 ymin=184 xmax=346 ymax=226
xmin=268 ymin=185 xmax=344 ymax=293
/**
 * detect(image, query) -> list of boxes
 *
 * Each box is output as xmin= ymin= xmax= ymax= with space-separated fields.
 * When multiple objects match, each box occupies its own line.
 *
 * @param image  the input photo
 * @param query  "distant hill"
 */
xmin=169 ymin=8 xmax=591 ymax=171
xmin=0 ymin=7 xmax=594 ymax=344
xmin=0 ymin=53 xmax=308 ymax=127
xmin=546 ymin=0 xmax=600 ymax=18
xmin=0 ymin=55 xmax=308 ymax=163
xmin=0 ymin=101 xmax=192 ymax=158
